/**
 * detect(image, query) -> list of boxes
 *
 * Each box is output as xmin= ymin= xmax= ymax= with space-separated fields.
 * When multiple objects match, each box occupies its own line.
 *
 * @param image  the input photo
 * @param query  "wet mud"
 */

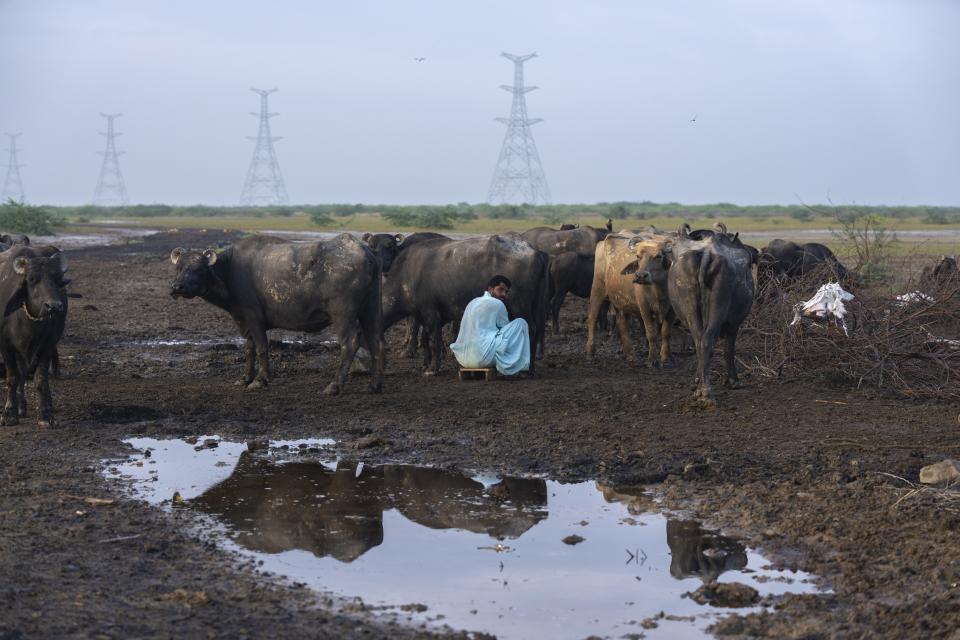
xmin=2 ymin=229 xmax=959 ymax=639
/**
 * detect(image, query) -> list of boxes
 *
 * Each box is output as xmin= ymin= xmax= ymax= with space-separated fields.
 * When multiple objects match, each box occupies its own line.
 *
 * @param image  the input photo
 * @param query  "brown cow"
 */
xmin=586 ymin=233 xmax=674 ymax=367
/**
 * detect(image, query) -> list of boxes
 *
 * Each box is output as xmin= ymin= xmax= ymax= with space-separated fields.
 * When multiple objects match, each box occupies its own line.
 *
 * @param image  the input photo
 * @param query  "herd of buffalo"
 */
xmin=0 ymin=222 xmax=860 ymax=427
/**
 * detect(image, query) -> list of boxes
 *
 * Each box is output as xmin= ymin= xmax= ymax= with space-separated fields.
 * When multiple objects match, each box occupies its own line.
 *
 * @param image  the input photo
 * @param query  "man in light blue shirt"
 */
xmin=450 ymin=275 xmax=531 ymax=376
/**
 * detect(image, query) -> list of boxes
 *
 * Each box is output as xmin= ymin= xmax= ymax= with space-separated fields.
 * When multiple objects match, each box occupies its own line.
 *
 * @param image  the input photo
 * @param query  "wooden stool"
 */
xmin=458 ymin=367 xmax=498 ymax=382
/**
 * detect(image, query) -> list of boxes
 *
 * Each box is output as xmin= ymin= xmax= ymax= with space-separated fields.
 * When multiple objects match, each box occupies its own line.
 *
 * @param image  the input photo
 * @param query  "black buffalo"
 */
xmin=382 ymin=234 xmax=549 ymax=375
xmin=521 ymin=225 xmax=612 ymax=258
xmin=0 ymin=233 xmax=30 ymax=249
xmin=547 ymin=250 xmax=594 ymax=333
xmin=522 ymin=225 xmax=613 ymax=335
xmin=668 ymin=230 xmax=755 ymax=405
xmin=759 ymin=238 xmax=854 ymax=285
xmin=920 ymin=255 xmax=959 ymax=289
xmin=361 ymin=231 xmax=449 ymax=273
xmin=0 ymin=246 xmax=69 ymax=426
xmin=363 ymin=231 xmax=451 ymax=357
xmin=169 ymin=234 xmax=384 ymax=395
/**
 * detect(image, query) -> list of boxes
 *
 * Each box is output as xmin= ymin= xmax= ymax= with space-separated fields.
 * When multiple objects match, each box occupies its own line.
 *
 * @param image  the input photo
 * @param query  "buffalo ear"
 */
xmin=394 ymin=233 xmax=404 ymax=243
xmin=0 ymin=234 xmax=9 ymax=244
xmin=12 ymin=256 xmax=28 ymax=275
xmin=51 ymin=252 xmax=68 ymax=273
xmin=361 ymin=232 xmax=372 ymax=242
xmin=620 ymin=260 xmax=639 ymax=276
xmin=170 ymin=247 xmax=185 ymax=265
xmin=203 ymin=249 xmax=218 ymax=266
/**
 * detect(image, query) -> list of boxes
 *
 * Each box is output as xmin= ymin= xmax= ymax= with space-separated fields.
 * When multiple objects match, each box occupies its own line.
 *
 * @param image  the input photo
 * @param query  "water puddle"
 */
xmin=127 ymin=336 xmax=337 ymax=350
xmin=105 ymin=438 xmax=821 ymax=639
xmin=33 ymin=227 xmax=156 ymax=249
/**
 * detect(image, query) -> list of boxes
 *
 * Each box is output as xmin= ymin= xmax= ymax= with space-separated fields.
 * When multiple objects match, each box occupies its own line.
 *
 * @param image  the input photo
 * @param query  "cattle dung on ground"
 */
xmin=169 ymin=234 xmax=385 ymax=395
xmin=381 ymin=234 xmax=549 ymax=375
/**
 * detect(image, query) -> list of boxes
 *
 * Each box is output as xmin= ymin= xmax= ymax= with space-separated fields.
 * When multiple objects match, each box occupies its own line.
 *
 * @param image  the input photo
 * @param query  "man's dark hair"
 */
xmin=487 ymin=275 xmax=511 ymax=289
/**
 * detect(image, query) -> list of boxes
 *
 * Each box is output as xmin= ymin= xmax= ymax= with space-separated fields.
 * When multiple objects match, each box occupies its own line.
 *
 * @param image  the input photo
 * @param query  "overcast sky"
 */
xmin=1 ymin=0 xmax=958 ymax=206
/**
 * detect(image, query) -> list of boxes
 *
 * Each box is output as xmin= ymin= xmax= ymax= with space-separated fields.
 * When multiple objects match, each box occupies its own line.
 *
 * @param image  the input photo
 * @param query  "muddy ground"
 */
xmin=2 ymin=229 xmax=959 ymax=639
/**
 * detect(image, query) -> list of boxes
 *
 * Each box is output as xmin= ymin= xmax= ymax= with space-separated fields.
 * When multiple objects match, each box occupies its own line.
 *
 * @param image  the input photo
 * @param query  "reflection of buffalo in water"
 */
xmin=387 ymin=467 xmax=547 ymax=539
xmin=667 ymin=519 xmax=747 ymax=581
xmin=193 ymin=454 xmax=386 ymax=562
xmin=192 ymin=454 xmax=548 ymax=563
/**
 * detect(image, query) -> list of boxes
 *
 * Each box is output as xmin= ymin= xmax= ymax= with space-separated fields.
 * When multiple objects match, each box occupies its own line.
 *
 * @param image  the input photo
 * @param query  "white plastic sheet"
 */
xmin=790 ymin=282 xmax=855 ymax=335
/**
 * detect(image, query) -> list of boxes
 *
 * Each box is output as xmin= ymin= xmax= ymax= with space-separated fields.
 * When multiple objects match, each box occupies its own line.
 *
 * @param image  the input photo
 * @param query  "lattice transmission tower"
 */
xmin=1 ymin=133 xmax=26 ymax=202
xmin=240 ymin=88 xmax=289 ymax=206
xmin=487 ymin=52 xmax=552 ymax=205
xmin=93 ymin=113 xmax=129 ymax=206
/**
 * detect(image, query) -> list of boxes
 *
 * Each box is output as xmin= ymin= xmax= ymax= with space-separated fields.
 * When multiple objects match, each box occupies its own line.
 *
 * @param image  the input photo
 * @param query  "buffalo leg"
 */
xmin=326 ymin=322 xmax=361 ymax=395
xmin=551 ymin=290 xmax=567 ymax=334
xmin=658 ymin=315 xmax=672 ymax=366
xmin=359 ymin=300 xmax=385 ymax=395
xmin=422 ymin=319 xmax=444 ymax=376
xmin=724 ymin=329 xmax=741 ymax=388
xmin=401 ymin=318 xmax=422 ymax=358
xmin=585 ymin=289 xmax=607 ymax=356
xmin=639 ymin=309 xmax=658 ymax=368
xmin=1 ymin=345 xmax=20 ymax=426
xmin=51 ymin=347 xmax=61 ymax=379
xmin=615 ymin=311 xmax=638 ymax=364
xmin=15 ymin=355 xmax=27 ymax=416
xmin=236 ymin=337 xmax=256 ymax=386
xmin=34 ymin=359 xmax=54 ymax=427
xmin=420 ymin=325 xmax=433 ymax=369
xmin=694 ymin=331 xmax=717 ymax=403
xmin=246 ymin=323 xmax=270 ymax=389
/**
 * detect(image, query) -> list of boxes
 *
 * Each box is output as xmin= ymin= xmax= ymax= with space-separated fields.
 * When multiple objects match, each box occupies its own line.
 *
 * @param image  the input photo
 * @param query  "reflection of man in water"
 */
xmin=450 ymin=275 xmax=530 ymax=376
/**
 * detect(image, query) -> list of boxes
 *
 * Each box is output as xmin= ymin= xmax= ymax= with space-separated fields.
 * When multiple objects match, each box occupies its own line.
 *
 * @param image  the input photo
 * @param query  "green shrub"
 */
xmin=309 ymin=211 xmax=334 ymax=226
xmin=0 ymin=199 xmax=61 ymax=235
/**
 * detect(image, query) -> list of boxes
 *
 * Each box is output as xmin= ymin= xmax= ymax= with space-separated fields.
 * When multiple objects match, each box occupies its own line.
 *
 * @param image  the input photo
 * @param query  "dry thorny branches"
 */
xmin=738 ymin=260 xmax=960 ymax=400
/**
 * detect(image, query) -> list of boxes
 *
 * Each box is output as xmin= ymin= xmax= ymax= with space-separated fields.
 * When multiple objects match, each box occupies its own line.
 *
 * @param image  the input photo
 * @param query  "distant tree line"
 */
xmin=30 ymin=201 xmax=960 ymax=230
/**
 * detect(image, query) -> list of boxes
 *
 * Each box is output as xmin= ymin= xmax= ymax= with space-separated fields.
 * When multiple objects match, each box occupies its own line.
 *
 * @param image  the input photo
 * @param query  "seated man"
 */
xmin=450 ymin=275 xmax=530 ymax=376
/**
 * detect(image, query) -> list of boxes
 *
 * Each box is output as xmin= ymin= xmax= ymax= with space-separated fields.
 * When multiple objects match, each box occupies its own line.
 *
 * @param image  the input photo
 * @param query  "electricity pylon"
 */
xmin=240 ymin=88 xmax=289 ymax=206
xmin=1 ymin=133 xmax=26 ymax=202
xmin=487 ymin=52 xmax=552 ymax=205
xmin=93 ymin=113 xmax=129 ymax=206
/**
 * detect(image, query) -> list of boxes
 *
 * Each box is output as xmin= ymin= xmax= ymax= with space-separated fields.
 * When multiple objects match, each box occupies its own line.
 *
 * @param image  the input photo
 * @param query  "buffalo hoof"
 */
xmin=234 ymin=378 xmax=253 ymax=387
xmin=17 ymin=407 xmax=27 ymax=417
xmin=691 ymin=394 xmax=718 ymax=410
xmin=38 ymin=418 xmax=55 ymax=428
xmin=368 ymin=382 xmax=383 ymax=394
xmin=422 ymin=370 xmax=438 ymax=377
xmin=726 ymin=379 xmax=743 ymax=389
xmin=246 ymin=379 xmax=267 ymax=390
xmin=323 ymin=382 xmax=341 ymax=396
